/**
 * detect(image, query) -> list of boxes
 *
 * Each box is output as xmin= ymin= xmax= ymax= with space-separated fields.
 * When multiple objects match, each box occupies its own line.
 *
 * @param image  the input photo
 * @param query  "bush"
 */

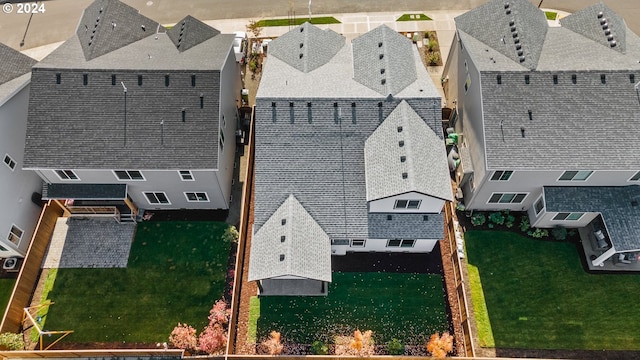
xmin=528 ymin=228 xmax=549 ymax=239
xmin=387 ymin=338 xmax=405 ymax=355
xmin=427 ymin=39 xmax=438 ymax=51
xmin=505 ymin=215 xmax=516 ymax=228
xmin=222 ymin=226 xmax=239 ymax=243
xmin=552 ymin=226 xmax=568 ymax=241
xmin=488 ymin=223 xmax=494 ymax=229
xmin=168 ymin=323 xmax=197 ymax=351
xmin=427 ymin=52 xmax=441 ymax=66
xmin=0 ymin=333 xmax=24 ymax=350
xmin=520 ymin=216 xmax=530 ymax=232
xmin=426 ymin=332 xmax=454 ymax=358
xmin=471 ymin=212 xmax=486 ymax=226
xmin=489 ymin=212 xmax=505 ymax=225
xmin=311 ymin=340 xmax=329 ymax=355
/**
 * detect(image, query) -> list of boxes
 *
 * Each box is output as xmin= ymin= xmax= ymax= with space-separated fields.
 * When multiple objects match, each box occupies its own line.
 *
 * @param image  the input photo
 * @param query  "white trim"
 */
xmin=178 ymin=170 xmax=195 ymax=181
xmin=557 ymin=170 xmax=593 ymax=182
xmin=552 ymin=212 xmax=584 ymax=221
xmin=350 ymin=239 xmax=366 ymax=247
xmin=54 ymin=169 xmax=80 ymax=181
xmin=386 ymin=239 xmax=416 ymax=248
xmin=112 ymin=170 xmax=146 ymax=181
xmin=143 ymin=191 xmax=171 ymax=205
xmin=489 ymin=170 xmax=513 ymax=181
xmin=487 ymin=192 xmax=529 ymax=204
xmin=533 ymin=195 xmax=545 ymax=215
xmin=3 ymin=154 xmax=16 ymax=171
xmin=184 ymin=192 xmax=209 ymax=202
xmin=393 ymin=199 xmax=422 ymax=209
xmin=7 ymin=224 xmax=23 ymax=245
xmin=628 ymin=170 xmax=640 ymax=182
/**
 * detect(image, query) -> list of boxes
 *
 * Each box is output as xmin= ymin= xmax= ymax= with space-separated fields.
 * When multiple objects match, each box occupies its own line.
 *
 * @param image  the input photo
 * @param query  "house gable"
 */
xmin=560 ymin=2 xmax=626 ymax=54
xmin=166 ymin=15 xmax=221 ymax=53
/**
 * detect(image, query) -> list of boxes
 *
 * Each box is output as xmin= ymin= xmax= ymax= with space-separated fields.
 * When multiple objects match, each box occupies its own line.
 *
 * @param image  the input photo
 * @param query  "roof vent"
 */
xmin=379 ymin=54 xmax=384 ymax=59
xmin=279 ymin=254 xmax=285 ymax=261
xmin=632 ymin=200 xmax=639 ymax=207
xmin=600 ymin=18 xmax=607 ymax=25
xmin=378 ymin=42 xmax=383 ymax=47
xmin=605 ymin=29 xmax=611 ymax=35
xmin=602 ymin=23 xmax=609 ymax=30
xmin=397 ymin=126 xmax=403 ymax=133
xmin=506 ymin=9 xmax=511 ymax=15
xmin=141 ymin=25 xmax=146 ymax=31
xmin=607 ymin=34 xmax=614 ymax=41
xmin=514 ymin=37 xmax=520 ymax=44
xmin=281 ymin=218 xmax=286 ymax=225
xmin=610 ymin=40 xmax=617 ymax=47
xmin=519 ymin=56 xmax=525 ymax=62
xmin=402 ymin=172 xmax=408 ymax=179
xmin=380 ymin=68 xmax=385 ymax=74
xmin=299 ymin=43 xmax=304 ymax=48
xmin=509 ymin=20 xmax=515 ymax=26
xmin=510 ymin=26 xmax=516 ymax=32
xmin=597 ymin=11 xmax=604 ymax=18
xmin=387 ymin=215 xmax=393 ymax=221
xmin=512 ymin=31 xmax=518 ymax=38
xmin=504 ymin=2 xmax=510 ymax=9
xmin=399 ymin=140 xmax=404 ymax=147
xmin=515 ymin=43 xmax=522 ymax=50
xmin=520 ymin=127 xmax=525 ymax=138
xmin=400 ymin=156 xmax=406 ymax=162
xmin=280 ymin=235 xmax=286 ymax=242
xmin=381 ymin=78 xmax=386 ymax=85
xmin=300 ymin=27 xmax=304 ymax=32
xmin=299 ymin=53 xmax=303 ymax=59
xmin=517 ymin=50 xmax=523 ymax=56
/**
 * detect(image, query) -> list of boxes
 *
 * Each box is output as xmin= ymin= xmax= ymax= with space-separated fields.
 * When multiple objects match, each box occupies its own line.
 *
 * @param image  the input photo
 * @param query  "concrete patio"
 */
xmin=578 ymin=219 xmax=640 ymax=272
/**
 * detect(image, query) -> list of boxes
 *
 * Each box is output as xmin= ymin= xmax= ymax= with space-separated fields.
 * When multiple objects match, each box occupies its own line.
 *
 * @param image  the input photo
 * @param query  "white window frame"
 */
xmin=184 ymin=192 xmax=209 ymax=202
xmin=7 ymin=224 xmax=23 ymax=245
xmin=143 ymin=191 xmax=170 ymax=205
xmin=386 ymin=239 xmax=415 ymax=248
xmin=350 ymin=239 xmax=365 ymax=247
xmin=113 ymin=170 xmax=145 ymax=181
xmin=487 ymin=192 xmax=528 ymax=204
xmin=3 ymin=154 xmax=16 ymax=171
xmin=534 ymin=196 xmax=545 ymax=215
xmin=55 ymin=169 xmax=80 ymax=181
xmin=628 ymin=171 xmax=640 ymax=182
xmin=557 ymin=170 xmax=593 ymax=181
xmin=490 ymin=170 xmax=513 ymax=181
xmin=552 ymin=212 xmax=584 ymax=221
xmin=178 ymin=170 xmax=194 ymax=181
xmin=394 ymin=199 xmax=422 ymax=209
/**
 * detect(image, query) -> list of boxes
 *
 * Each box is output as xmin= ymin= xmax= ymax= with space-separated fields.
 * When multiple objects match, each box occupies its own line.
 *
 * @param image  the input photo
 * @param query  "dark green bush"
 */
xmin=471 ymin=212 xmax=486 ymax=226
xmin=311 ymin=340 xmax=328 ymax=355
xmin=552 ymin=226 xmax=568 ymax=241
xmin=387 ymin=338 xmax=405 ymax=355
xmin=528 ymin=228 xmax=549 ymax=238
xmin=520 ymin=217 xmax=530 ymax=232
xmin=489 ymin=212 xmax=506 ymax=225
xmin=505 ymin=215 xmax=516 ymax=228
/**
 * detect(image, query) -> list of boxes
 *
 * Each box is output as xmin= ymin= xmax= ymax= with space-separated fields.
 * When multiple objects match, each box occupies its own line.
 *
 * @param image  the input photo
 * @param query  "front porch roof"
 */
xmin=544 ymin=186 xmax=640 ymax=252
xmin=42 ymin=183 xmax=127 ymax=200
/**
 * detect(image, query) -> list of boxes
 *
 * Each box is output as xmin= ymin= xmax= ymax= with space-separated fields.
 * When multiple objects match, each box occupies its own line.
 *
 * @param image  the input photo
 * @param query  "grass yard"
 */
xmin=545 ymin=11 xmax=558 ymax=20
xmin=41 ymin=221 xmax=231 ymax=344
xmin=0 ymin=278 xmax=16 ymax=315
xmin=466 ymin=230 xmax=640 ymax=350
xmin=396 ymin=14 xmax=432 ymax=21
xmin=256 ymin=17 xmax=341 ymax=27
xmin=251 ymin=272 xmax=448 ymax=346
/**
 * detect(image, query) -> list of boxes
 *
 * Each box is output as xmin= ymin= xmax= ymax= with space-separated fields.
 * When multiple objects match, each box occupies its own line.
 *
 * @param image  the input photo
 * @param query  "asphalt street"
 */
xmin=0 ymin=0 xmax=639 ymax=50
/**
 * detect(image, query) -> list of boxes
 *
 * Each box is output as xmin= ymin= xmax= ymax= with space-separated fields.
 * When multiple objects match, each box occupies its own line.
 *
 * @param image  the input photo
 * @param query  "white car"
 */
xmin=233 ymin=31 xmax=247 ymax=63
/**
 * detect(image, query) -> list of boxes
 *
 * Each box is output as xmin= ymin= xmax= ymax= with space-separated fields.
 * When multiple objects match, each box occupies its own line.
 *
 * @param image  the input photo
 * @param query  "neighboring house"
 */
xmin=0 ymin=43 xmax=42 ymax=258
xmin=23 ymin=0 xmax=242 ymax=220
xmin=248 ymin=23 xmax=452 ymax=295
xmin=443 ymin=0 xmax=640 ymax=269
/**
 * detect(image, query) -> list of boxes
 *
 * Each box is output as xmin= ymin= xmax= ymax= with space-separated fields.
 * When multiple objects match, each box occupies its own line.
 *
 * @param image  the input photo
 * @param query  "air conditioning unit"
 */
xmin=331 ymin=247 xmax=347 ymax=256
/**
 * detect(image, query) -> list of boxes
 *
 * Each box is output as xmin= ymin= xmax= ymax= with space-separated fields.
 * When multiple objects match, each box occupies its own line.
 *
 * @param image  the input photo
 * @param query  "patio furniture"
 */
xmin=594 ymin=230 xmax=607 ymax=249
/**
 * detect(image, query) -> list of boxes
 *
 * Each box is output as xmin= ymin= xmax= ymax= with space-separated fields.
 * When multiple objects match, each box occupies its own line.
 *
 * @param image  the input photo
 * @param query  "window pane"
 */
xmin=129 ymin=171 xmax=144 ymax=180
xmin=489 ymin=194 xmax=502 ymax=203
xmin=499 ymin=193 xmax=516 ymax=203
xmin=395 ymin=200 xmax=408 ymax=209
xmin=553 ymin=212 xmax=569 ymax=220
xmin=407 ymin=200 xmax=420 ymax=209
xmin=186 ymin=193 xmax=197 ymax=201
xmin=491 ymin=171 xmax=502 ymax=181
xmin=196 ymin=192 xmax=208 ymax=201
xmin=534 ymin=198 xmax=544 ymax=214
xmin=631 ymin=171 xmax=640 ymax=181
xmin=566 ymin=212 xmax=583 ymax=220
xmin=559 ymin=171 xmax=577 ymax=180
xmin=10 ymin=226 xmax=22 ymax=238
xmin=401 ymin=239 xmax=415 ymax=247
xmin=144 ymin=192 xmax=158 ymax=204
xmin=180 ymin=171 xmax=193 ymax=180
xmin=114 ymin=171 xmax=128 ymax=179
xmin=513 ymin=194 xmax=526 ymax=203
xmin=351 ymin=240 xmax=365 ymax=247
xmin=387 ymin=239 xmax=401 ymax=247
xmin=156 ymin=193 xmax=169 ymax=203
xmin=574 ymin=171 xmax=592 ymax=180
xmin=501 ymin=171 xmax=513 ymax=180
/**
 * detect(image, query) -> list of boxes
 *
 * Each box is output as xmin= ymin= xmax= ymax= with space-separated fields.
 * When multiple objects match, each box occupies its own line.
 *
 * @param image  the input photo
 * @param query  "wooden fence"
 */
xmin=226 ymin=106 xmax=256 ymax=355
xmin=0 ymin=200 xmax=64 ymax=333
xmin=445 ymin=202 xmax=476 ymax=358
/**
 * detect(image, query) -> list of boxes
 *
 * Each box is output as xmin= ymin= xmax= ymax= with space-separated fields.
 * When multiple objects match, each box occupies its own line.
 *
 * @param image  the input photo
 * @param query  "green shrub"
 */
xmin=552 ymin=226 xmax=568 ymax=241
xmin=427 ymin=52 xmax=441 ymax=66
xmin=427 ymin=39 xmax=438 ymax=51
xmin=520 ymin=217 xmax=530 ymax=232
xmin=0 ymin=333 xmax=25 ymax=350
xmin=222 ymin=226 xmax=239 ymax=243
xmin=311 ymin=340 xmax=329 ymax=355
xmin=387 ymin=338 xmax=405 ymax=355
xmin=471 ymin=213 xmax=486 ymax=226
xmin=505 ymin=215 xmax=516 ymax=228
xmin=488 ymin=223 xmax=494 ymax=229
xmin=489 ymin=212 xmax=505 ymax=225
xmin=528 ymin=228 xmax=549 ymax=239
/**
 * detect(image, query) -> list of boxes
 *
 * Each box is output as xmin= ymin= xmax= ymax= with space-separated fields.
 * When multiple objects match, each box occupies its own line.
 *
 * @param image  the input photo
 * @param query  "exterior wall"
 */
xmin=216 ymin=48 xmax=243 ymax=208
xmin=0 ymin=84 xmax=43 ymax=257
xmin=368 ymin=192 xmax=445 ymax=213
xmin=332 ymin=238 xmax=438 ymax=254
xmin=36 ymin=169 xmax=227 ymax=210
xmin=534 ymin=211 xmax=598 ymax=229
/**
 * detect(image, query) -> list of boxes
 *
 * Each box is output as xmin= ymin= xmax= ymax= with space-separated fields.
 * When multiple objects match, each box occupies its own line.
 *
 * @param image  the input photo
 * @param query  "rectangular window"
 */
xmin=488 ymin=193 xmax=527 ymax=204
xmin=165 ymin=75 xmax=170 ymax=87
xmin=394 ymin=199 xmax=422 ymax=209
xmin=534 ymin=196 xmax=544 ymax=215
xmin=55 ymin=170 xmax=79 ymax=180
xmin=56 ymin=73 xmax=61 ymax=84
xmin=630 ymin=74 xmax=635 ymax=84
xmin=83 ymin=74 xmax=88 ymax=85
xmin=144 ymin=192 xmax=170 ymax=205
xmin=7 ymin=225 xmax=23 ymax=245
xmin=111 ymin=74 xmax=116 ymax=85
xmin=553 ymin=212 xmax=584 ymax=221
xmin=191 ymin=74 xmax=196 ymax=87
xmin=179 ymin=170 xmax=194 ymax=181
xmin=400 ymin=239 xmax=415 ymax=248
xmin=387 ymin=239 xmax=402 ymax=247
xmin=407 ymin=200 xmax=420 ymax=209
xmin=524 ymin=75 xmax=530 ymax=84
xmin=3 ymin=154 xmax=16 ymax=171
xmin=490 ymin=170 xmax=513 ymax=181
xmin=138 ymin=75 xmax=143 ymax=86
xmin=496 ymin=75 xmax=501 ymax=84
xmin=558 ymin=170 xmax=593 ymax=181
xmin=185 ymin=192 xmax=209 ymax=202
xmin=387 ymin=239 xmax=415 ymax=248
xmin=113 ymin=170 xmax=145 ymax=181
xmin=629 ymin=171 xmax=640 ymax=181
xmin=553 ymin=74 xmax=558 ymax=84
xmin=351 ymin=239 xmax=365 ymax=247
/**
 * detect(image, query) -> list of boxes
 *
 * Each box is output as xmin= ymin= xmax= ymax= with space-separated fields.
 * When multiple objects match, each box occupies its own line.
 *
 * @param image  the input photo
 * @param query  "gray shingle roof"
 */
xmin=248 ymin=194 xmax=332 ymax=282
xmin=268 ymin=22 xmax=345 ymax=73
xmin=23 ymin=0 xmax=233 ymax=170
xmin=544 ymin=186 xmax=640 ymax=252
xmin=352 ymin=25 xmax=417 ymax=95
xmin=455 ymin=0 xmax=548 ymax=70
xmin=364 ymin=100 xmax=452 ymax=202
xmin=76 ymin=0 xmax=161 ymax=61
xmin=0 ymin=42 xmax=36 ymax=85
xmin=560 ymin=2 xmax=626 ymax=54
xmin=167 ymin=15 xmax=221 ymax=53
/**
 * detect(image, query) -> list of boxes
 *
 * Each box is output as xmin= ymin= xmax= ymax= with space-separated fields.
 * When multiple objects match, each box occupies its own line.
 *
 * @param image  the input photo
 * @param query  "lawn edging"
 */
xmin=255 ymin=17 xmax=340 ymax=27
xmin=465 ymin=259 xmax=495 ymax=347
xmin=247 ymin=296 xmax=260 ymax=344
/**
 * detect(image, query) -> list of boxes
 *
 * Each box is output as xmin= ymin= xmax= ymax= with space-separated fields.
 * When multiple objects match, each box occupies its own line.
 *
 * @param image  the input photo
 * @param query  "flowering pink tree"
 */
xmin=168 ymin=323 xmax=197 ymax=351
xmin=198 ymin=299 xmax=231 ymax=355
xmin=208 ymin=299 xmax=230 ymax=325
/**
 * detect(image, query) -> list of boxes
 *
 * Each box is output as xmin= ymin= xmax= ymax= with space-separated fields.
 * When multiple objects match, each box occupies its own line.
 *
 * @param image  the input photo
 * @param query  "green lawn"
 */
xmin=0 ymin=278 xmax=16 ymax=315
xmin=252 ymin=272 xmax=448 ymax=345
xmin=545 ymin=11 xmax=558 ymax=20
xmin=466 ymin=230 xmax=640 ymax=350
xmin=42 ymin=221 xmax=231 ymax=344
xmin=256 ymin=17 xmax=341 ymax=27
xmin=396 ymin=14 xmax=432 ymax=21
